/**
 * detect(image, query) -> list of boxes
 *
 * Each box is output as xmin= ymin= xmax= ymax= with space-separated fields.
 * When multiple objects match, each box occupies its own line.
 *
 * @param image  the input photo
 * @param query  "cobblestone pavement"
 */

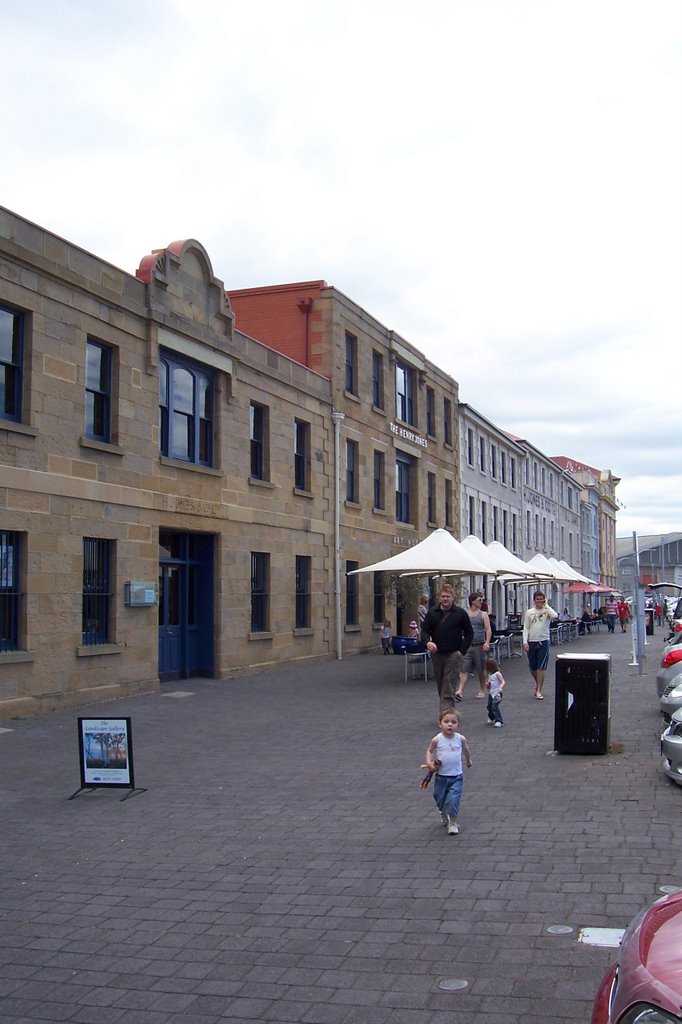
xmin=0 ymin=625 xmax=678 ymax=1024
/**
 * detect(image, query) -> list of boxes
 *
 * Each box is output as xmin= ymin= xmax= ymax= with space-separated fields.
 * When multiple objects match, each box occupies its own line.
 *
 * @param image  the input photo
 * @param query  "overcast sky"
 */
xmin=3 ymin=0 xmax=680 ymax=538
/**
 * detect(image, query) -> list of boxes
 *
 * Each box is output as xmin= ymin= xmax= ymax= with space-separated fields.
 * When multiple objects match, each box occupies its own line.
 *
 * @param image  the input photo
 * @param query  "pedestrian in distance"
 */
xmin=617 ymin=598 xmax=630 ymax=633
xmin=522 ymin=591 xmax=558 ymax=700
xmin=424 ymin=707 xmax=473 ymax=835
xmin=604 ymin=595 xmax=618 ymax=633
xmin=421 ymin=585 xmax=474 ymax=709
xmin=484 ymin=656 xmax=505 ymax=727
xmin=455 ymin=591 xmax=492 ymax=702
xmin=380 ymin=620 xmax=392 ymax=654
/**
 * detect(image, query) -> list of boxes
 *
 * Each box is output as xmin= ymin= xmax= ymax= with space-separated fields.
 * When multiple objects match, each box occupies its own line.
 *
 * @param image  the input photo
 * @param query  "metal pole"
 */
xmin=331 ymin=410 xmax=345 ymax=660
xmin=630 ymin=536 xmax=638 ymax=671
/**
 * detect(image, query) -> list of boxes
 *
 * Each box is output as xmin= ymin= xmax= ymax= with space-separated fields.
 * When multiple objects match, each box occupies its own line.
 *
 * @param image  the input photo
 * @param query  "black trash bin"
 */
xmin=554 ymin=653 xmax=611 ymax=755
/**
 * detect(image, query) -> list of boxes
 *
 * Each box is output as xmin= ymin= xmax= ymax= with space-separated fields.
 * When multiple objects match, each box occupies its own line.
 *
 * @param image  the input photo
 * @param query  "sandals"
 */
xmin=454 ymin=693 xmax=463 ymax=702
xmin=535 ymin=692 xmax=544 ymax=700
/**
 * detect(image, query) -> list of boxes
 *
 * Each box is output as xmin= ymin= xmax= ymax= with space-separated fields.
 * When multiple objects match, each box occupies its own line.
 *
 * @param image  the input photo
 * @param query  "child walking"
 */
xmin=380 ymin=620 xmax=392 ymax=654
xmin=425 ymin=708 xmax=473 ymax=835
xmin=485 ymin=657 xmax=505 ymax=727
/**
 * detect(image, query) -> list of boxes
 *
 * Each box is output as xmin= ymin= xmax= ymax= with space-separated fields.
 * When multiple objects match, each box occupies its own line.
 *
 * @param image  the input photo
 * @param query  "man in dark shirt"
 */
xmin=421 ymin=584 xmax=474 ymax=709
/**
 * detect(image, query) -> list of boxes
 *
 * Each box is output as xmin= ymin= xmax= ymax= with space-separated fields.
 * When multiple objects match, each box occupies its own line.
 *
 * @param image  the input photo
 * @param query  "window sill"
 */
xmin=76 ymin=643 xmax=123 ymax=658
xmin=0 ymin=650 xmax=34 ymax=665
xmin=160 ymin=457 xmax=223 ymax=476
xmin=293 ymin=628 xmax=314 ymax=637
xmin=80 ymin=436 xmax=125 ymax=456
xmin=427 ymin=520 xmax=437 ymax=528
xmin=372 ymin=506 xmax=387 ymax=516
xmin=249 ymin=632 xmax=273 ymax=641
xmin=371 ymin=404 xmax=386 ymax=416
xmin=293 ymin=487 xmax=314 ymax=499
xmin=344 ymin=500 xmax=361 ymax=510
xmin=249 ymin=477 xmax=275 ymax=489
xmin=0 ymin=420 xmax=38 ymax=438
xmin=344 ymin=624 xmax=361 ymax=633
xmin=343 ymin=390 xmax=361 ymax=404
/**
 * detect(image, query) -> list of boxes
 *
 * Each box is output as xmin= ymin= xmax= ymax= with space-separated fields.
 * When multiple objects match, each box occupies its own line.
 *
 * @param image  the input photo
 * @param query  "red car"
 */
xmin=591 ymin=889 xmax=682 ymax=1024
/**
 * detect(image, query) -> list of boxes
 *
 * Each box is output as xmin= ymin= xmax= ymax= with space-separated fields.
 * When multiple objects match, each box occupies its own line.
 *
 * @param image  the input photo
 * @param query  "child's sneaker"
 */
xmin=494 ymin=722 xmax=503 ymax=728
xmin=439 ymin=812 xmax=449 ymax=827
xmin=447 ymin=821 xmax=459 ymax=835
xmin=486 ymin=718 xmax=495 ymax=725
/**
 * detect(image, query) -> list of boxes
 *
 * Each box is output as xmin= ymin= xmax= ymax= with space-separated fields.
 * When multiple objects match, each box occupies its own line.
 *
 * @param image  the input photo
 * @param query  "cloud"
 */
xmin=1 ymin=0 xmax=680 ymax=538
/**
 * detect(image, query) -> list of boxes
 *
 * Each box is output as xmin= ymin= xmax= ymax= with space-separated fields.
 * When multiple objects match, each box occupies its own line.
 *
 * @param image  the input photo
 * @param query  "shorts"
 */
xmin=527 ymin=640 xmax=550 ymax=672
xmin=461 ymin=644 xmax=485 ymax=675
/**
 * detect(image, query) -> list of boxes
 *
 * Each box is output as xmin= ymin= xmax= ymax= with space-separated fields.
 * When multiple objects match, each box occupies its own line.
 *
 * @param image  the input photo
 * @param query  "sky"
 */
xmin=2 ymin=0 xmax=680 ymax=538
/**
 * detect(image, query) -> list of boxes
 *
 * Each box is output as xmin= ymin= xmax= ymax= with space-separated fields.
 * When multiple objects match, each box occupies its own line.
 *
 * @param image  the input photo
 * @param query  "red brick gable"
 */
xmin=227 ymin=281 xmax=327 ymax=367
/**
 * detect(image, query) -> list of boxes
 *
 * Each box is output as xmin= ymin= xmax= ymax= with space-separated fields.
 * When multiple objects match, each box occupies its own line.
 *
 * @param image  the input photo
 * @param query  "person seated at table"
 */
xmin=579 ymin=606 xmax=594 ymax=635
xmin=559 ymin=607 xmax=571 ymax=621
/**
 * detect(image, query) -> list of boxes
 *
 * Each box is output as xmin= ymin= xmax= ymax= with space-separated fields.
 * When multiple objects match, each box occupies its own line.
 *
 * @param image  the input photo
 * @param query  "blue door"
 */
xmin=158 ymin=531 xmax=214 ymax=680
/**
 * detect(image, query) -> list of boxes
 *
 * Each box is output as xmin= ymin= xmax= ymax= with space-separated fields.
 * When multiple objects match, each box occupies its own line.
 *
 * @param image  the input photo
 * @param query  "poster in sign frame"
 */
xmin=71 ymin=717 xmax=145 ymax=800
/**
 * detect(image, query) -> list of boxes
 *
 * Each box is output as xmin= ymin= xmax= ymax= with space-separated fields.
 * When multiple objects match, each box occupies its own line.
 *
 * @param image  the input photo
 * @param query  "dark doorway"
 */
xmin=158 ymin=531 xmax=214 ymax=680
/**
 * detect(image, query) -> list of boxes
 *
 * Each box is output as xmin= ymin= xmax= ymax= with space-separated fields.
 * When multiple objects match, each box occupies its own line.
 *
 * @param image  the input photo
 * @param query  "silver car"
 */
xmin=660 ymin=669 xmax=682 ymax=722
xmin=656 ymin=638 xmax=682 ymax=698
xmin=661 ymin=707 xmax=682 ymax=785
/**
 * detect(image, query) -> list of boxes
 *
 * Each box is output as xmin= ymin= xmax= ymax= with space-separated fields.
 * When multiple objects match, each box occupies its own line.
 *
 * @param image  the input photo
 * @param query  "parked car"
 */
xmin=656 ymin=642 xmax=682 ymax=698
xmin=659 ymin=650 xmax=682 ymax=721
xmin=591 ymin=889 xmax=682 ymax=1024
xmin=661 ymin=707 xmax=682 ymax=786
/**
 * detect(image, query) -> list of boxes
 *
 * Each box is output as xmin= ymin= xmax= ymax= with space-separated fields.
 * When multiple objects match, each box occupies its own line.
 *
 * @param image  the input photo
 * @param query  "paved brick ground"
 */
xmin=0 ymin=625 xmax=678 ymax=1023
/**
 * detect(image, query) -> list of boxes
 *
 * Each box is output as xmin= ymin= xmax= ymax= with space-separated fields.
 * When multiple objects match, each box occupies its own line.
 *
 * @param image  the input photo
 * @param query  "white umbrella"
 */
xmin=553 ymin=558 xmax=593 ymax=584
xmin=526 ymin=552 xmax=576 ymax=582
xmin=460 ymin=535 xmax=504 ymax=573
xmin=348 ymin=528 xmax=490 ymax=577
xmin=485 ymin=540 xmax=546 ymax=581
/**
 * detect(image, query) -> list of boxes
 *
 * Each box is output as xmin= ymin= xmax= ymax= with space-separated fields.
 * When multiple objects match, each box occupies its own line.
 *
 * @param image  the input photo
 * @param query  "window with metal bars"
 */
xmin=0 ymin=530 xmax=20 ymax=652
xmin=250 ymin=552 xmax=269 ymax=632
xmin=373 ymin=572 xmax=384 ymax=626
xmin=295 ymin=555 xmax=311 ymax=629
xmin=82 ymin=538 xmax=111 ymax=645
xmin=345 ymin=561 xmax=359 ymax=625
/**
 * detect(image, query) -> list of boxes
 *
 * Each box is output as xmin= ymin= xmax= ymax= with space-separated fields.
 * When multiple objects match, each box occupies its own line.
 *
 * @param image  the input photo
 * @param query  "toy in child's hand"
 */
xmin=419 ymin=759 xmax=441 ymax=788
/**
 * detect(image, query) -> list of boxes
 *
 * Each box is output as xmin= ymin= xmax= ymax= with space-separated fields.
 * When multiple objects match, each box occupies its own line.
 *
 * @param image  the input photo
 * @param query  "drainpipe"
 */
xmin=331 ymin=409 xmax=345 ymax=660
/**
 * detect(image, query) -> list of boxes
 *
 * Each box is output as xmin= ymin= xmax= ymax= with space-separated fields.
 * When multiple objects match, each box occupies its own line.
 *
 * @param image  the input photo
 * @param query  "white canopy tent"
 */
xmin=347 ymin=528 xmax=491 ymax=577
xmin=525 ymin=552 xmax=577 ymax=582
xmin=553 ymin=558 xmax=593 ymax=584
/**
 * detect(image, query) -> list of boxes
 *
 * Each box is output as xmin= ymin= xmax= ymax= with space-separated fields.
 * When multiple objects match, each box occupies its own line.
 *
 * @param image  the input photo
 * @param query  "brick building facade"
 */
xmin=0 ymin=213 xmax=463 ymax=717
xmin=0 ymin=210 xmax=339 ymax=718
